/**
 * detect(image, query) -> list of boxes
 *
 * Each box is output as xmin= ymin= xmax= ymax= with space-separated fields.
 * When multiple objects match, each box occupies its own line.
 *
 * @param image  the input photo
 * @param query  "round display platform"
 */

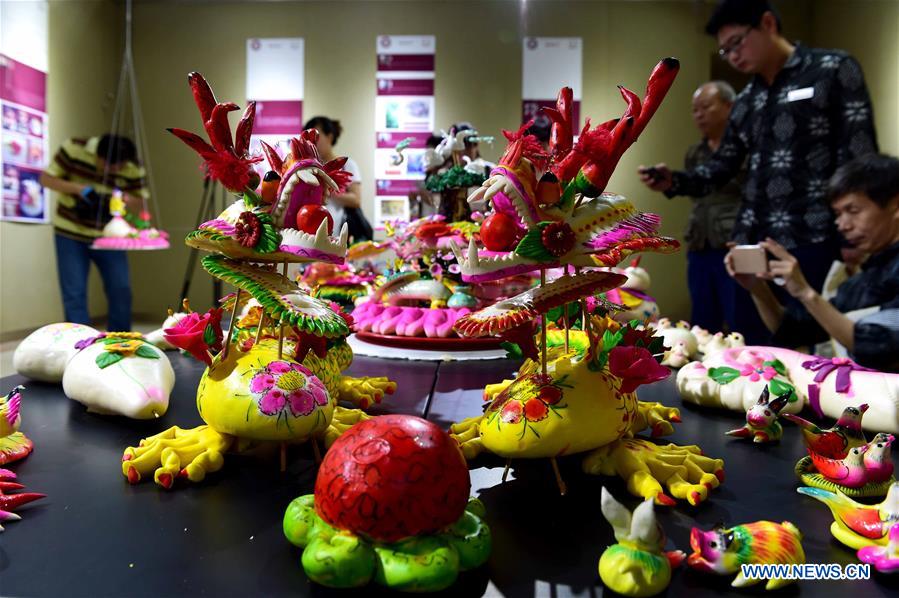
xmin=348 ymin=333 xmax=507 ymax=361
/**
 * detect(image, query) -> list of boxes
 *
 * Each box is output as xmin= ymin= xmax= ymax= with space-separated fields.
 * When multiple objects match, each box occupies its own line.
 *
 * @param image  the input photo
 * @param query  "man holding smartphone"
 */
xmin=639 ymin=0 xmax=877 ymax=337
xmin=725 ymin=154 xmax=899 ymax=372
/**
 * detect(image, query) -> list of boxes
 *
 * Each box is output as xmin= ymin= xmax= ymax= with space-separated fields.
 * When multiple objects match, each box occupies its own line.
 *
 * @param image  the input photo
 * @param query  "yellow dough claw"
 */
xmin=122 ymin=425 xmax=233 ymax=488
xmin=583 ymin=438 xmax=725 ymax=506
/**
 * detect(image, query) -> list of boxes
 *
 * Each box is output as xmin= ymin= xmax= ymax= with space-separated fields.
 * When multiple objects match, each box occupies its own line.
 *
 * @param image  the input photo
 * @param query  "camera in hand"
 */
xmin=75 ymin=187 xmax=113 ymax=225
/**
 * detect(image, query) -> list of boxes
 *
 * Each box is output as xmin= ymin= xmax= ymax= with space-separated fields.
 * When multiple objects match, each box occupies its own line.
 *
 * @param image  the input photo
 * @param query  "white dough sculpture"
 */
xmin=62 ymin=333 xmax=174 ymax=419
xmin=678 ymin=346 xmax=899 ymax=434
xmin=13 ymin=323 xmax=99 ymax=383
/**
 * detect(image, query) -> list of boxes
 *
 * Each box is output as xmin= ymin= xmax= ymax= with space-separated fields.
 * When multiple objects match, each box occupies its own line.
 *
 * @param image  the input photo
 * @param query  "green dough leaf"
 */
xmin=768 ymin=378 xmax=798 ymax=402
xmin=764 ymin=359 xmax=788 ymax=377
xmin=203 ymin=323 xmax=217 ymax=347
xmin=514 ymin=223 xmax=555 ymax=262
xmin=96 ymin=352 xmax=124 ymax=369
xmin=708 ymin=366 xmax=741 ymax=385
xmin=134 ymin=345 xmax=160 ymax=359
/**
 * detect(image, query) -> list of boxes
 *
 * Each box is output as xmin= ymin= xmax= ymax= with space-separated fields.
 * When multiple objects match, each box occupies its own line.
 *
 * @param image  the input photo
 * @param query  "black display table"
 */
xmin=1 ymin=353 xmax=897 ymax=597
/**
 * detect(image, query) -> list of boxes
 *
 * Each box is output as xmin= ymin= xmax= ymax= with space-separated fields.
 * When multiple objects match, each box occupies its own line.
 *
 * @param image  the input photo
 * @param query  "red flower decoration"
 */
xmin=163 ymin=308 xmax=224 ymax=365
xmin=524 ymin=398 xmax=549 ymax=422
xmin=608 ymin=345 xmax=669 ymax=394
xmin=500 ymin=400 xmax=523 ymax=424
xmin=538 ymin=385 xmax=563 ymax=405
xmin=541 ymin=221 xmax=575 ymax=257
xmin=234 ymin=211 xmax=261 ymax=247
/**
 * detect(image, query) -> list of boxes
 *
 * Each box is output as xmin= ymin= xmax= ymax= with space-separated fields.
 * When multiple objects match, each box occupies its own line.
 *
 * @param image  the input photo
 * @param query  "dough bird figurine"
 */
xmin=797 ymin=482 xmax=899 ymax=550
xmin=121 ymin=73 xmax=394 ymax=488
xmin=449 ymin=60 xmax=725 ymax=506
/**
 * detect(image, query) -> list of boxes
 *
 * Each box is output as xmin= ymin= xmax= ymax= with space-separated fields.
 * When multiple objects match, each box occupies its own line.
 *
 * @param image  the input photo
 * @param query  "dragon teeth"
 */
xmin=339 ymin=222 xmax=348 ymax=247
xmin=467 ymin=238 xmax=479 ymax=267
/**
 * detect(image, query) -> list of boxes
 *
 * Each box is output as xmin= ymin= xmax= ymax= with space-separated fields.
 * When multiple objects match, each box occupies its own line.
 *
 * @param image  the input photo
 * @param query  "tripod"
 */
xmin=177 ymin=176 xmax=228 ymax=307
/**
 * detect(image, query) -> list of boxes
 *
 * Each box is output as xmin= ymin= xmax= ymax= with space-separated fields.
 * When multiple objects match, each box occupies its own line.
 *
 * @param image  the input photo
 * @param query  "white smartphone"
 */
xmin=731 ymin=245 xmax=768 ymax=274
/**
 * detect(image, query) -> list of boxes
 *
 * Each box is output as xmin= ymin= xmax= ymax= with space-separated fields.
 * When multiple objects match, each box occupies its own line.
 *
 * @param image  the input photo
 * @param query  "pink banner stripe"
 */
xmin=375 ymin=179 xmax=422 ymax=196
xmin=0 ymin=55 xmax=47 ymax=112
xmin=377 ymin=79 xmax=434 ymax=96
xmin=251 ymin=100 xmax=303 ymax=135
xmin=377 ymin=54 xmax=435 ymax=72
xmin=375 ymin=132 xmax=432 ymax=149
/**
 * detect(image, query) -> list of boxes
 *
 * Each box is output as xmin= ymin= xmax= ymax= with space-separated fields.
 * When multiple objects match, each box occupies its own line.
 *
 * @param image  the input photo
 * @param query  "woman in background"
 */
xmin=303 ymin=116 xmax=372 ymax=241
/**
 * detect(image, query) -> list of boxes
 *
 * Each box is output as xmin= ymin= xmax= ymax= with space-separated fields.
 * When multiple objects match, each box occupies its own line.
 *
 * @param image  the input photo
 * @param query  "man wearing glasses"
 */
xmin=639 ymin=0 xmax=877 ymax=343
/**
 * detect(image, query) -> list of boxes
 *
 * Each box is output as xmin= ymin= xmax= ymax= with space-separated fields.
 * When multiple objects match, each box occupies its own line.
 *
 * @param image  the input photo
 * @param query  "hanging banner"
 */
xmin=522 ymin=37 xmax=582 ymax=133
xmin=1 ymin=55 xmax=48 ymax=223
xmin=374 ymin=35 xmax=435 ymax=228
xmin=246 ymin=37 xmax=304 ymax=163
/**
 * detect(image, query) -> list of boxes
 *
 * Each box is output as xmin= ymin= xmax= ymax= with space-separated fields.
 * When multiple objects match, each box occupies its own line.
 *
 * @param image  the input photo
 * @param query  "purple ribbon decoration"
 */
xmin=802 ymin=356 xmax=877 ymax=418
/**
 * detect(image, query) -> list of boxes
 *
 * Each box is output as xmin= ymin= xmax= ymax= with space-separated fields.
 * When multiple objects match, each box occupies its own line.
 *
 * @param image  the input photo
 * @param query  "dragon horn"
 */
xmin=289 ymin=137 xmax=303 ymax=162
xmin=259 ymin=140 xmax=284 ymax=173
xmin=205 ymin=102 xmax=240 ymax=153
xmin=0 ymin=492 xmax=45 ymax=511
xmin=631 ymin=57 xmax=680 ymax=142
xmin=234 ymin=101 xmax=256 ymax=156
xmin=618 ymin=85 xmax=642 ymax=121
xmin=188 ymin=72 xmax=217 ymax=124
xmin=167 ymin=128 xmax=217 ymax=160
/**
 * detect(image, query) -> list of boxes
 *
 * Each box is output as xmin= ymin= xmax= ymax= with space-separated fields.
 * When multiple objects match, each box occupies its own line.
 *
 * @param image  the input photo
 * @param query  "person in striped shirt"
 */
xmin=39 ymin=134 xmax=148 ymax=331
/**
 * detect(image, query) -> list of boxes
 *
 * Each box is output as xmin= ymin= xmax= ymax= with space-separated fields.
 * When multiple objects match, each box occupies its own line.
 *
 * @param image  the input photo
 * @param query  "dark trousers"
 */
xmin=687 ymin=248 xmax=733 ymax=332
xmin=54 ymin=233 xmax=132 ymax=331
xmin=735 ymin=241 xmax=840 ymax=345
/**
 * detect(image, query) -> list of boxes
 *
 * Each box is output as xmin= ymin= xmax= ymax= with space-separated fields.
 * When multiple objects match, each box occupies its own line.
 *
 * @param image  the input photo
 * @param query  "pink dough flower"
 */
xmin=608 ymin=346 xmax=670 ymax=393
xmin=249 ymin=361 xmax=329 ymax=417
xmin=163 ymin=308 xmax=223 ymax=365
xmin=739 ymin=364 xmax=777 ymax=382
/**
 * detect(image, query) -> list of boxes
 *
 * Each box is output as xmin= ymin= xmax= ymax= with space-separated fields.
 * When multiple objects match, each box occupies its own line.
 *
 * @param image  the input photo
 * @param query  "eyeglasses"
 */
xmin=718 ymin=26 xmax=754 ymax=60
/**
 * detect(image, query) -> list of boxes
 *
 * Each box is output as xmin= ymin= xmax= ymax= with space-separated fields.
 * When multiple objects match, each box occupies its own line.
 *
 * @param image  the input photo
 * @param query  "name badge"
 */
xmin=787 ymin=87 xmax=814 ymax=102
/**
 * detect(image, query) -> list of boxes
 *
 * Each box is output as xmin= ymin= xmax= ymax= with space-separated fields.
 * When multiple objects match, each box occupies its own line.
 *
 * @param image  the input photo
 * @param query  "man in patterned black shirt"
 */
xmin=640 ymin=0 xmax=878 ymax=329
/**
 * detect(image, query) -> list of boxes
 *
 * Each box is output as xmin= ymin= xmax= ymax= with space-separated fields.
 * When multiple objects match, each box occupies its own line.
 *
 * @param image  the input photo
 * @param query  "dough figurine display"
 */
xmin=651 ymin=319 xmax=744 ymax=367
xmin=0 ymin=468 xmax=45 ymax=532
xmin=600 ymin=257 xmax=659 ymax=323
xmin=0 ymin=386 xmax=46 ymax=532
xmin=64 ymin=332 xmax=175 ymax=419
xmin=598 ymin=487 xmax=684 ymax=597
xmin=90 ymin=190 xmax=170 ymax=250
xmin=0 ymin=386 xmax=32 ymax=465
xmin=725 ymin=387 xmax=791 ymax=443
xmin=13 ymin=322 xmax=100 ymax=382
xmin=687 ymin=521 xmax=805 ymax=590
xmin=351 ymin=216 xmax=531 ymax=346
xmin=121 ymin=73 xmax=394 ymax=488
xmin=450 ymin=61 xmax=725 ymax=506
xmin=789 ymin=404 xmax=895 ymax=497
xmin=283 ymin=415 xmax=490 ymax=591
xmin=797 ymin=482 xmax=899 ymax=551
xmin=858 ymin=522 xmax=899 ymax=574
xmin=678 ymin=347 xmax=899 ymax=432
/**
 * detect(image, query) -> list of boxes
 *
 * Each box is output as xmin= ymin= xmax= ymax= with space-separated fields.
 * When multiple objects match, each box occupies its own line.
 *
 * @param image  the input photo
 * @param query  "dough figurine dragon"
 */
xmin=283 ymin=415 xmax=490 ymax=592
xmin=449 ymin=60 xmax=725 ymax=506
xmin=121 ymin=73 xmax=394 ymax=488
xmin=598 ymin=487 xmax=685 ymax=597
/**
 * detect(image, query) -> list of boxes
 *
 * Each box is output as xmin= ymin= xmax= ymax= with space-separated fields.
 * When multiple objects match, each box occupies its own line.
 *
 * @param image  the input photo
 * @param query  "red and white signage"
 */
xmin=1 ymin=1 xmax=49 ymax=223
xmin=246 ymin=38 xmax=304 ymax=164
xmin=522 ymin=37 xmax=582 ymax=131
xmin=374 ymin=35 xmax=435 ymax=228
